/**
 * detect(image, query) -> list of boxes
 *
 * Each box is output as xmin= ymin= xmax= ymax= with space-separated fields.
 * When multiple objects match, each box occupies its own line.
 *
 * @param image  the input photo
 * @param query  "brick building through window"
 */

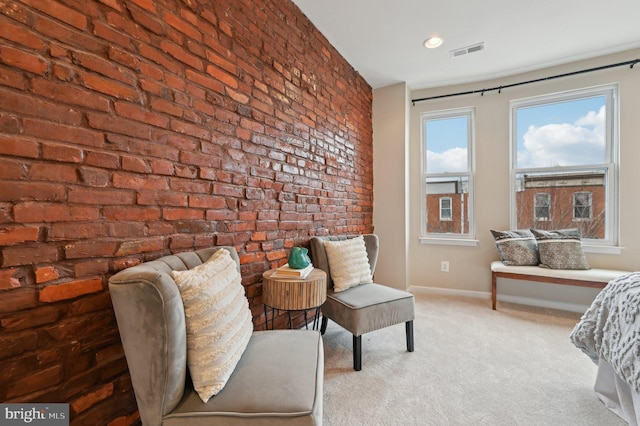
xmin=515 ymin=171 xmax=605 ymax=238
xmin=426 ymin=180 xmax=470 ymax=234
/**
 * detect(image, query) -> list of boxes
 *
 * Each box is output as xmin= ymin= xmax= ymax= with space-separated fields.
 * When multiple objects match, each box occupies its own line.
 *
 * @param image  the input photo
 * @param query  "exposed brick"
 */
xmin=0 ymin=268 xmax=22 ymax=289
xmin=68 ymin=188 xmax=135 ymax=205
xmin=92 ymin=20 xmax=133 ymax=49
xmin=39 ymin=278 xmax=103 ymax=303
xmin=137 ymin=191 xmax=187 ymax=206
xmin=160 ymin=39 xmax=203 ymax=70
xmin=170 ymin=118 xmax=210 ymax=140
xmin=74 ymin=259 xmax=110 ymax=278
xmin=163 ymin=10 xmax=201 ymax=41
xmin=29 ymin=162 xmax=78 ymax=183
xmin=0 ymin=1 xmax=373 ymax=423
xmin=64 ymin=241 xmax=117 ymax=259
xmin=0 ymin=287 xmax=37 ymax=314
xmin=185 ymin=68 xmax=224 ymax=93
xmin=6 ymin=364 xmax=64 ymax=398
xmin=120 ymin=155 xmax=150 ymax=173
xmin=115 ymin=238 xmax=165 ymax=256
xmin=0 ymin=65 xmax=27 ymax=90
xmin=41 ymin=142 xmax=83 ymax=163
xmin=72 ymin=382 xmax=114 ymax=413
xmin=21 ymin=0 xmax=88 ymax=30
xmin=31 ymin=78 xmax=109 ymax=112
xmin=108 ymin=46 xmax=141 ymax=71
xmin=129 ymin=5 xmax=165 ymax=35
xmin=35 ymin=266 xmax=60 ymax=283
xmin=49 ymin=222 xmax=109 ymax=240
xmin=0 ymin=329 xmax=38 ymax=361
xmin=14 ymin=203 xmax=100 ymax=223
xmin=0 ymin=226 xmax=39 ymax=245
xmin=0 ymin=45 xmax=48 ymax=75
xmin=80 ymin=71 xmax=141 ymax=102
xmin=162 ymin=208 xmax=203 ymax=221
xmin=85 ymin=151 xmax=121 ymax=169
xmin=0 ymin=19 xmax=45 ymax=50
xmin=102 ymin=205 xmax=160 ymax=221
xmin=97 ymin=0 xmax=123 ymax=11
xmin=69 ymin=292 xmax=112 ymax=316
xmin=0 ymin=134 xmax=39 ymax=158
xmin=0 ymin=89 xmax=83 ymax=125
xmin=114 ymin=101 xmax=170 ymax=128
xmin=2 ymin=244 xmax=59 ymax=267
xmin=107 ymin=410 xmax=140 ymax=426
xmin=1 ymin=305 xmax=62 ymax=331
xmin=78 ymin=166 xmax=111 ymax=187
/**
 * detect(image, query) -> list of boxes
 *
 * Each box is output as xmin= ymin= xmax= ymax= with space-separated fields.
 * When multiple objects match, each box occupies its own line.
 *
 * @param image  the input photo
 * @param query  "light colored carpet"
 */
xmin=321 ymin=293 xmax=625 ymax=426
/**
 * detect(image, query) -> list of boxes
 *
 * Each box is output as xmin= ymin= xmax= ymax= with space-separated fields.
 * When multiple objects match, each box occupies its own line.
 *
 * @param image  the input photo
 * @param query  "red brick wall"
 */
xmin=0 ymin=0 xmax=373 ymax=424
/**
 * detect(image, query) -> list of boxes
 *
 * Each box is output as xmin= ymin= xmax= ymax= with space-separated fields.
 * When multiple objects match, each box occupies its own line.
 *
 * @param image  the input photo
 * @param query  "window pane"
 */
xmin=534 ymin=193 xmax=550 ymax=220
xmin=516 ymin=96 xmax=606 ymax=169
xmin=426 ymin=116 xmax=468 ymax=173
xmin=574 ymin=192 xmax=592 ymax=219
xmin=440 ymin=197 xmax=452 ymax=220
xmin=515 ymin=171 xmax=605 ymax=238
xmin=422 ymin=108 xmax=474 ymax=239
xmin=426 ymin=177 xmax=469 ymax=234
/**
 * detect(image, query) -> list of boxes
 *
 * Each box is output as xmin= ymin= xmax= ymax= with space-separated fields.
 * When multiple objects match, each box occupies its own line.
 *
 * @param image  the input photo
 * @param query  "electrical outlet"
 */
xmin=441 ymin=261 xmax=449 ymax=272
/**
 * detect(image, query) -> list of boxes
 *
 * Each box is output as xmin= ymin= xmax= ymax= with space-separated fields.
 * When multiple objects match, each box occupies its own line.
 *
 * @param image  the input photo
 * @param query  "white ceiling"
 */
xmin=292 ymin=0 xmax=640 ymax=90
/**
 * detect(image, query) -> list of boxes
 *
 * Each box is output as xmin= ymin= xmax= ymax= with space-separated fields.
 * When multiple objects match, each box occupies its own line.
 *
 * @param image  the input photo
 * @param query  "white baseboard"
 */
xmin=408 ymin=285 xmax=590 ymax=314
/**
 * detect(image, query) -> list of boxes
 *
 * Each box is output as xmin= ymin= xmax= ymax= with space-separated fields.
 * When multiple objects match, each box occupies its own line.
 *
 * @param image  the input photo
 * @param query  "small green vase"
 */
xmin=288 ymin=247 xmax=311 ymax=269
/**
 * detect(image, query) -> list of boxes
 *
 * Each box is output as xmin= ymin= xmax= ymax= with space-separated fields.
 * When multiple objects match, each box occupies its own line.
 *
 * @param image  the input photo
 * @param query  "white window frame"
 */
xmin=439 ymin=197 xmax=453 ymax=221
xmin=509 ymin=84 xmax=619 ymax=252
xmin=420 ymin=107 xmax=476 ymax=246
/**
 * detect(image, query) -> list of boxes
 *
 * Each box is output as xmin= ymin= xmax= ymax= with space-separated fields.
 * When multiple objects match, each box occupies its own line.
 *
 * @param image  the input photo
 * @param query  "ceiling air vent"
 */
xmin=449 ymin=42 xmax=485 ymax=59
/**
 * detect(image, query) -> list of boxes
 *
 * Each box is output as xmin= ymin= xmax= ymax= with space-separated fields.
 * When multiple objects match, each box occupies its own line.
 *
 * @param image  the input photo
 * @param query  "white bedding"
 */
xmin=570 ymin=271 xmax=640 ymax=392
xmin=595 ymin=359 xmax=640 ymax=425
xmin=570 ymin=272 xmax=640 ymax=424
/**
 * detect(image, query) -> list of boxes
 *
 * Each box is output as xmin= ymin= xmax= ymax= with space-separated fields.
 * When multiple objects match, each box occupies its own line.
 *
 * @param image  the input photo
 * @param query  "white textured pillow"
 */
xmin=323 ymin=236 xmax=373 ymax=292
xmin=171 ymin=249 xmax=253 ymax=402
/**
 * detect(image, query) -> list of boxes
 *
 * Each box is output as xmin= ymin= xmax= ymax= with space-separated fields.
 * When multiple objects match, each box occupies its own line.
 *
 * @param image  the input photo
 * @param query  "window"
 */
xmin=421 ymin=108 xmax=475 ymax=241
xmin=511 ymin=85 xmax=618 ymax=246
xmin=534 ymin=193 xmax=550 ymax=221
xmin=574 ymin=192 xmax=592 ymax=220
xmin=440 ymin=197 xmax=452 ymax=220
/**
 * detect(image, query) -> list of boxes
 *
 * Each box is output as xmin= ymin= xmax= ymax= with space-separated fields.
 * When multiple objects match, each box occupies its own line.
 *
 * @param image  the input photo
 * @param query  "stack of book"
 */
xmin=271 ymin=263 xmax=314 ymax=279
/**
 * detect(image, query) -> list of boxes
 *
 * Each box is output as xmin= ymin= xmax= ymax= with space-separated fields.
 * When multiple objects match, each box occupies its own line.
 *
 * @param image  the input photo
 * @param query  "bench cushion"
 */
xmin=491 ymin=261 xmax=629 ymax=283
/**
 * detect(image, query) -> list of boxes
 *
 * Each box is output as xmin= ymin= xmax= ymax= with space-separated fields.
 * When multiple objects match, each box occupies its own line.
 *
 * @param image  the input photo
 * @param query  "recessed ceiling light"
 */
xmin=424 ymin=36 xmax=443 ymax=49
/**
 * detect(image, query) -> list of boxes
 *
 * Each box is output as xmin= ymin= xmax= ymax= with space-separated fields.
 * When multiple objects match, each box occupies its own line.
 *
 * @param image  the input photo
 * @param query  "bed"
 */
xmin=570 ymin=272 xmax=640 ymax=425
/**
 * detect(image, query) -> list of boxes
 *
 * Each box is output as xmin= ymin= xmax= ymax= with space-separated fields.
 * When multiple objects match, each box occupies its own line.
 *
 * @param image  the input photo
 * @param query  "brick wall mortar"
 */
xmin=0 ymin=0 xmax=373 ymax=424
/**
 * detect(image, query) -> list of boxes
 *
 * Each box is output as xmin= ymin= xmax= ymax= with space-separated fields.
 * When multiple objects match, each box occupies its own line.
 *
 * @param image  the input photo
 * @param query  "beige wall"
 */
xmin=374 ymin=48 xmax=640 ymax=310
xmin=372 ymin=83 xmax=410 ymax=288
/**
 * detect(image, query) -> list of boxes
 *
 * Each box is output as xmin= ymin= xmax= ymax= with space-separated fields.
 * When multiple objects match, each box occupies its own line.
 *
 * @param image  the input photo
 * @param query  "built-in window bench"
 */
xmin=491 ymin=261 xmax=631 ymax=310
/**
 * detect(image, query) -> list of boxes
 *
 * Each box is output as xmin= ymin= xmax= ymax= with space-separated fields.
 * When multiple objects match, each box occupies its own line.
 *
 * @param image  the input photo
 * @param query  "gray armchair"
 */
xmin=108 ymin=246 xmax=323 ymax=425
xmin=309 ymin=235 xmax=415 ymax=371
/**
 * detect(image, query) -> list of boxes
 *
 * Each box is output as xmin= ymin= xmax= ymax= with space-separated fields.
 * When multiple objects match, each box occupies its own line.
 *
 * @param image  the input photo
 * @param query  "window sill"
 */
xmin=419 ymin=237 xmax=479 ymax=247
xmin=582 ymin=244 xmax=624 ymax=255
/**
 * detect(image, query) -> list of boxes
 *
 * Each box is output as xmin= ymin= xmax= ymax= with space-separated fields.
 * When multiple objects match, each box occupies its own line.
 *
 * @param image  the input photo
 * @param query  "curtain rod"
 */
xmin=411 ymin=58 xmax=640 ymax=105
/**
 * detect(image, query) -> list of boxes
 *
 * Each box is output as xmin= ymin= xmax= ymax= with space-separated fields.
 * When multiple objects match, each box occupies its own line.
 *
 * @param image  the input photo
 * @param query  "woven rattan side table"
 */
xmin=262 ymin=268 xmax=327 ymax=330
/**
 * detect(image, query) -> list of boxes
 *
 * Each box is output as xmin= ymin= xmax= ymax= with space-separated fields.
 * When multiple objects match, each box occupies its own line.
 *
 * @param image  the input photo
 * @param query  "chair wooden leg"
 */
xmin=406 ymin=320 xmax=414 ymax=352
xmin=353 ymin=335 xmax=362 ymax=371
xmin=320 ymin=316 xmax=328 ymax=335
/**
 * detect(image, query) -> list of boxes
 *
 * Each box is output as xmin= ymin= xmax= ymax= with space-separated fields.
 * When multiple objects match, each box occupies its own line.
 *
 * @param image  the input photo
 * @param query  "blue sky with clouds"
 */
xmin=425 ymin=96 xmax=606 ymax=172
xmin=516 ymin=96 xmax=606 ymax=168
